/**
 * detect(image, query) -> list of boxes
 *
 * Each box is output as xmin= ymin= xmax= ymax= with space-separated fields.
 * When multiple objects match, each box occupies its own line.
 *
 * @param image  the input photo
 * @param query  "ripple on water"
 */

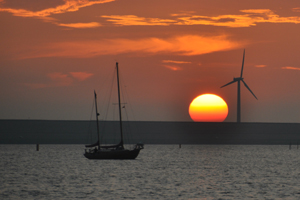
xmin=0 ymin=144 xmax=300 ymax=199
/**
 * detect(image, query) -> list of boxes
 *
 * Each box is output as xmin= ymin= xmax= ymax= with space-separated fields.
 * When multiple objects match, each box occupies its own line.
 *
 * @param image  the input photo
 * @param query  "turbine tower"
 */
xmin=221 ymin=49 xmax=257 ymax=123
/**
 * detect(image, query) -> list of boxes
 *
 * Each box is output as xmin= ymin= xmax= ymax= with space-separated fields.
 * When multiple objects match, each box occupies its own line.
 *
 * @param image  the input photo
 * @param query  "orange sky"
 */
xmin=1 ymin=0 xmax=300 ymax=122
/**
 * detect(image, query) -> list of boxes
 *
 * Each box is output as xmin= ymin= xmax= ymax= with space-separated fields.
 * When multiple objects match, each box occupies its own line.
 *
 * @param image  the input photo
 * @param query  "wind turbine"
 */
xmin=221 ymin=49 xmax=257 ymax=123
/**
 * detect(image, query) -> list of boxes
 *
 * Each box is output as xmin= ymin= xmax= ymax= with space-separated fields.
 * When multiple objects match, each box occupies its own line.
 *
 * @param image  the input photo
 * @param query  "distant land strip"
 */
xmin=1 ymin=120 xmax=300 ymax=145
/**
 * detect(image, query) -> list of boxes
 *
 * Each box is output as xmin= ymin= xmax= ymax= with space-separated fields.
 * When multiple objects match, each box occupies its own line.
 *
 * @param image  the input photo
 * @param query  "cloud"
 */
xmin=47 ymin=72 xmax=73 ymax=86
xmin=47 ymin=72 xmax=93 ymax=85
xmin=19 ymin=35 xmax=245 ymax=59
xmin=102 ymin=15 xmax=176 ymax=26
xmin=102 ymin=9 xmax=300 ymax=27
xmin=241 ymin=9 xmax=272 ymax=14
xmin=255 ymin=65 xmax=267 ymax=68
xmin=2 ymin=3 xmax=300 ymax=29
xmin=175 ymin=14 xmax=254 ymax=27
xmin=24 ymin=72 xmax=73 ymax=89
xmin=25 ymin=71 xmax=93 ymax=89
xmin=162 ymin=60 xmax=192 ymax=64
xmin=162 ymin=60 xmax=191 ymax=71
xmin=0 ymin=0 xmax=114 ymax=26
xmin=282 ymin=66 xmax=300 ymax=71
xmin=241 ymin=9 xmax=300 ymax=24
xmin=163 ymin=65 xmax=183 ymax=71
xmin=292 ymin=7 xmax=300 ymax=12
xmin=70 ymin=72 xmax=94 ymax=81
xmin=176 ymin=9 xmax=300 ymax=27
xmin=0 ymin=0 xmax=115 ymax=18
xmin=57 ymin=22 xmax=102 ymax=28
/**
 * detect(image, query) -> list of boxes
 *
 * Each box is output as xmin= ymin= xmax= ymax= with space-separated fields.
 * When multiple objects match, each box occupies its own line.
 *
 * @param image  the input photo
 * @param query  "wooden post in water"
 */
xmin=179 ymin=144 xmax=181 ymax=148
xmin=289 ymin=143 xmax=291 ymax=150
xmin=36 ymin=144 xmax=39 ymax=151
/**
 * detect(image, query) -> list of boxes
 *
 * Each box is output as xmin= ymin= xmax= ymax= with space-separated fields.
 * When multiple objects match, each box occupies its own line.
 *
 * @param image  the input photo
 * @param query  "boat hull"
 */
xmin=84 ymin=149 xmax=141 ymax=160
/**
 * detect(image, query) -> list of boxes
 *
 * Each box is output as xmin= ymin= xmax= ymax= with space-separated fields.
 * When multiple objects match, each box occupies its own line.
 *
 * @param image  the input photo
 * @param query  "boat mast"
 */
xmin=116 ymin=62 xmax=124 ymax=148
xmin=94 ymin=90 xmax=100 ymax=149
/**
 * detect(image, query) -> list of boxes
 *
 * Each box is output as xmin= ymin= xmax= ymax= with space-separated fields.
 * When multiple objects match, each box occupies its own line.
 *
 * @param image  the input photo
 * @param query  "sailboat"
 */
xmin=84 ymin=62 xmax=144 ymax=159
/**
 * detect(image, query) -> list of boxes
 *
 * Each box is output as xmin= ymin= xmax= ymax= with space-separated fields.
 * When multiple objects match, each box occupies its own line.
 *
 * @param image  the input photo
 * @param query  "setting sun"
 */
xmin=189 ymin=94 xmax=228 ymax=122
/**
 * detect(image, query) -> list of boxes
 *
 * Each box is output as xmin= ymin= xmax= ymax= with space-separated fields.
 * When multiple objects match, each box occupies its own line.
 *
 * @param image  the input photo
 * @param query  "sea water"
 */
xmin=0 ymin=145 xmax=299 ymax=199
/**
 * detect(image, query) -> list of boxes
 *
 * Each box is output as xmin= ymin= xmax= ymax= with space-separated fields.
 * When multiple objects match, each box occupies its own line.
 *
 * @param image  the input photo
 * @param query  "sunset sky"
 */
xmin=1 ymin=0 xmax=300 ymax=122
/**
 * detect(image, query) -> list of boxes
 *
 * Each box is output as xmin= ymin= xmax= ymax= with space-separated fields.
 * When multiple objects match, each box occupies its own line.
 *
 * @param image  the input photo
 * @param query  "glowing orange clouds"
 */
xmin=58 ymin=22 xmax=102 ymax=28
xmin=102 ymin=9 xmax=300 ymax=28
xmin=282 ymin=66 xmax=300 ymax=71
xmin=163 ymin=65 xmax=183 ymax=71
xmin=102 ymin=15 xmax=176 ymax=26
xmin=69 ymin=72 xmax=93 ymax=81
xmin=0 ymin=0 xmax=115 ymax=26
xmin=0 ymin=0 xmax=115 ymax=19
xmin=162 ymin=60 xmax=191 ymax=71
xmin=162 ymin=60 xmax=191 ymax=64
xmin=18 ymin=35 xmax=243 ymax=59
xmin=189 ymin=94 xmax=228 ymax=122
xmin=2 ymin=2 xmax=300 ymax=29
xmin=255 ymin=65 xmax=267 ymax=68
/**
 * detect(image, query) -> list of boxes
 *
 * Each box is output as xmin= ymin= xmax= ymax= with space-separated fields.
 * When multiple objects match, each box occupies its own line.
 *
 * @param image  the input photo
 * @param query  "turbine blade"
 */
xmin=221 ymin=80 xmax=237 ymax=88
xmin=240 ymin=49 xmax=245 ymax=78
xmin=241 ymin=80 xmax=258 ymax=99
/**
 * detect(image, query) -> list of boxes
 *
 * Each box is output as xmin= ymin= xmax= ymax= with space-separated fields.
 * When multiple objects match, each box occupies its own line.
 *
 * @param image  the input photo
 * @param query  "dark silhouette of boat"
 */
xmin=84 ymin=62 xmax=143 ymax=159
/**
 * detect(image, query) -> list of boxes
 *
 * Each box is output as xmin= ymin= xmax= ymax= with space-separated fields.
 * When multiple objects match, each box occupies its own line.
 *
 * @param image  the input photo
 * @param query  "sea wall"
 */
xmin=1 ymin=120 xmax=300 ymax=144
